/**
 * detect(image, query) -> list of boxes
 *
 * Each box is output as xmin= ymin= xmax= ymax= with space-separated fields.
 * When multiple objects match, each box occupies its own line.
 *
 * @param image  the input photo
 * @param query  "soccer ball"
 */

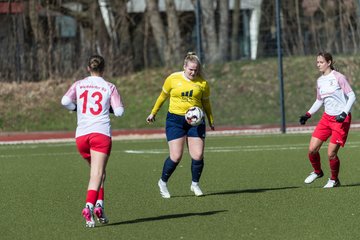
xmin=185 ymin=106 xmax=204 ymax=126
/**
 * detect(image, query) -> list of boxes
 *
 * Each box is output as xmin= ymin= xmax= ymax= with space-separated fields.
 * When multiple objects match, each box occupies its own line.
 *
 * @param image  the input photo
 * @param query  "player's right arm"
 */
xmin=147 ymin=77 xmax=171 ymax=123
xmin=299 ymin=99 xmax=323 ymax=125
xmin=299 ymin=84 xmax=323 ymax=125
xmin=109 ymin=84 xmax=125 ymax=117
xmin=307 ymin=99 xmax=323 ymax=115
xmin=146 ymin=91 xmax=169 ymax=123
xmin=61 ymin=82 xmax=77 ymax=111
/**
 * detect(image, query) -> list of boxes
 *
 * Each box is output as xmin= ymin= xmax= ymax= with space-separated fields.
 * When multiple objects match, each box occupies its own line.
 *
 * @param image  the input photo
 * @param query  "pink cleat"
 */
xmin=94 ymin=205 xmax=109 ymax=224
xmin=82 ymin=207 xmax=95 ymax=228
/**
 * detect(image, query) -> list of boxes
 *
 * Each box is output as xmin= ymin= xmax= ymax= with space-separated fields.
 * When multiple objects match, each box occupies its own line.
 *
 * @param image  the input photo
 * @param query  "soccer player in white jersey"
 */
xmin=61 ymin=55 xmax=124 ymax=227
xmin=299 ymin=52 xmax=356 ymax=188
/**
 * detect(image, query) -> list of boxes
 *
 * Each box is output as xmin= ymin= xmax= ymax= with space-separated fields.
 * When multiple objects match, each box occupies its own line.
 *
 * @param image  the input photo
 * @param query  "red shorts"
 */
xmin=312 ymin=112 xmax=351 ymax=147
xmin=76 ymin=133 xmax=112 ymax=161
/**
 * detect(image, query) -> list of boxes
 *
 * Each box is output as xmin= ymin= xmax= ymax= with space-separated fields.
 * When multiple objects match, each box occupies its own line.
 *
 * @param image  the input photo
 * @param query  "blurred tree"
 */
xmin=218 ymin=0 xmax=229 ymax=61
xmin=341 ymin=0 xmax=358 ymax=53
xmin=45 ymin=0 xmax=55 ymax=79
xmin=165 ymin=0 xmax=182 ymax=65
xmin=29 ymin=0 xmax=47 ymax=80
xmin=320 ymin=0 xmax=337 ymax=52
xmin=145 ymin=0 xmax=169 ymax=65
xmin=112 ymin=0 xmax=134 ymax=75
xmin=231 ymin=0 xmax=240 ymax=60
xmin=200 ymin=0 xmax=218 ymax=63
xmin=3 ymin=0 xmax=360 ymax=82
xmin=295 ymin=0 xmax=305 ymax=55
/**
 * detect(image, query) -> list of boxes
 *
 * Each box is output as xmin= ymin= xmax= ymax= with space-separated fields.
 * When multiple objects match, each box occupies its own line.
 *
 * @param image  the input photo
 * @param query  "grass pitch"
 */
xmin=1 ymin=132 xmax=360 ymax=240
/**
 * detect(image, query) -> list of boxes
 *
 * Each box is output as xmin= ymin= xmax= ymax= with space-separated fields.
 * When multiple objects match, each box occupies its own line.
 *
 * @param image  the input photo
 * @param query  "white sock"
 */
xmin=159 ymin=179 xmax=167 ymax=186
xmin=191 ymin=181 xmax=199 ymax=186
xmin=95 ymin=200 xmax=104 ymax=208
xmin=85 ymin=202 xmax=94 ymax=210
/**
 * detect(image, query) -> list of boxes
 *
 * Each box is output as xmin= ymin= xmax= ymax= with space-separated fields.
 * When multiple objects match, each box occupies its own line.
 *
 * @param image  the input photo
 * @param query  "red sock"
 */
xmin=308 ymin=152 xmax=322 ymax=173
xmin=329 ymin=156 xmax=340 ymax=180
xmin=85 ymin=190 xmax=98 ymax=205
xmin=97 ymin=187 xmax=104 ymax=201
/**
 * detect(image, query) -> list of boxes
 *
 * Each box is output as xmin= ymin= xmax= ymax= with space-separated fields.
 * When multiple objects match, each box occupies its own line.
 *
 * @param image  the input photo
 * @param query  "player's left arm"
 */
xmin=337 ymin=73 xmax=356 ymax=114
xmin=202 ymin=82 xmax=214 ymax=130
xmin=343 ymin=91 xmax=356 ymax=114
xmin=202 ymin=98 xmax=214 ymax=130
xmin=333 ymin=72 xmax=356 ymax=122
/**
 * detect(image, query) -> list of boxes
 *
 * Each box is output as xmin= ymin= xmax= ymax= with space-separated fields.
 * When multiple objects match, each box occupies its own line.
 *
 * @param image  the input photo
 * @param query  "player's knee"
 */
xmin=90 ymin=171 xmax=103 ymax=182
xmin=170 ymin=153 xmax=182 ymax=162
xmin=308 ymin=149 xmax=318 ymax=155
xmin=328 ymin=152 xmax=337 ymax=159
xmin=191 ymin=153 xmax=203 ymax=160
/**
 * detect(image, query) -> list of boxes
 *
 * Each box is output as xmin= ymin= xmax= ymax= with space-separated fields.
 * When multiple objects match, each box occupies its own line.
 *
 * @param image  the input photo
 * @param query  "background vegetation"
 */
xmin=1 ymin=55 xmax=360 ymax=132
xmin=2 ymin=0 xmax=360 ymax=81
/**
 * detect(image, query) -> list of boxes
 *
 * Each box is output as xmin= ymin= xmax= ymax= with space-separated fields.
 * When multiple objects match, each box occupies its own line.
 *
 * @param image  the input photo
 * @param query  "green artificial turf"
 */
xmin=1 ymin=132 xmax=360 ymax=239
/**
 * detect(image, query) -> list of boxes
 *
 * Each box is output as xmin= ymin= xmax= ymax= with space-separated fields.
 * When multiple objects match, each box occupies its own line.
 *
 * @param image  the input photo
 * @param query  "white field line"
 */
xmin=0 ymin=151 xmax=77 ymax=158
xmin=0 ymin=138 xmax=75 ymax=145
xmin=1 ymin=123 xmax=360 ymax=145
xmin=1 ymin=141 xmax=359 ymax=158
xmin=123 ymin=141 xmax=360 ymax=155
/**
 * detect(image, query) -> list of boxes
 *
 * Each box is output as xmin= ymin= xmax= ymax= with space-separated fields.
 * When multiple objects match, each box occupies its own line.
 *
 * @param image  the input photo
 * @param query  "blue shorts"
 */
xmin=166 ymin=112 xmax=206 ymax=141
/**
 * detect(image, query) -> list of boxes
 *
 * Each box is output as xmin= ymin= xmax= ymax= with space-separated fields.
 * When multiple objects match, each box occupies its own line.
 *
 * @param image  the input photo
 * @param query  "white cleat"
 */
xmin=94 ymin=204 xmax=109 ymax=224
xmin=190 ymin=184 xmax=204 ymax=197
xmin=304 ymin=171 xmax=324 ymax=184
xmin=158 ymin=179 xmax=171 ymax=198
xmin=323 ymin=178 xmax=341 ymax=188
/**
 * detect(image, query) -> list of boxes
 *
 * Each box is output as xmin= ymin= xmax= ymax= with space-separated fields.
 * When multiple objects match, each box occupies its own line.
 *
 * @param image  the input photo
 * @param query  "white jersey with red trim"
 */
xmin=316 ymin=70 xmax=354 ymax=116
xmin=63 ymin=76 xmax=123 ymax=138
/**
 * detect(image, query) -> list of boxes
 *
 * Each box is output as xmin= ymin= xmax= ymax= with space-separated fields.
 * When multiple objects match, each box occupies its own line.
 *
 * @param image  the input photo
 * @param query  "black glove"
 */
xmin=335 ymin=112 xmax=347 ymax=123
xmin=109 ymin=106 xmax=114 ymax=114
xmin=73 ymin=104 xmax=77 ymax=112
xmin=299 ymin=112 xmax=311 ymax=125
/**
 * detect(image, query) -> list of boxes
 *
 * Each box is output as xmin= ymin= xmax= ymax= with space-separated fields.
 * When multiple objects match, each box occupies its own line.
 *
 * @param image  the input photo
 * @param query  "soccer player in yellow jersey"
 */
xmin=146 ymin=52 xmax=214 ymax=198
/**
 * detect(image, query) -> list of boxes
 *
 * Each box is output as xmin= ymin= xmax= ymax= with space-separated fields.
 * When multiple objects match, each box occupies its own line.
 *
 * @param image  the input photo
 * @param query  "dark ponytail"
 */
xmin=88 ymin=55 xmax=105 ymax=73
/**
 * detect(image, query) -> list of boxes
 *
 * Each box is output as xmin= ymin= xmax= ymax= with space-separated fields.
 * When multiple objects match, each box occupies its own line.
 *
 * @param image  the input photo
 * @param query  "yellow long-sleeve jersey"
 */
xmin=151 ymin=71 xmax=214 ymax=125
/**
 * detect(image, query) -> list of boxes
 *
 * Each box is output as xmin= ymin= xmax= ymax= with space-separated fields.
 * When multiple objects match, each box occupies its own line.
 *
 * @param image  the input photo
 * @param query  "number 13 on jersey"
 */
xmin=79 ymin=90 xmax=104 ymax=115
